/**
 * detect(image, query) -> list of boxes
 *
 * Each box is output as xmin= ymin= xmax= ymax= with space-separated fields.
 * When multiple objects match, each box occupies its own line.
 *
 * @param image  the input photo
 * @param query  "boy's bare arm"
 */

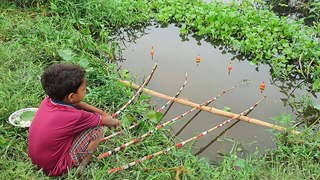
xmin=74 ymin=101 xmax=110 ymax=117
xmin=74 ymin=102 xmax=120 ymax=129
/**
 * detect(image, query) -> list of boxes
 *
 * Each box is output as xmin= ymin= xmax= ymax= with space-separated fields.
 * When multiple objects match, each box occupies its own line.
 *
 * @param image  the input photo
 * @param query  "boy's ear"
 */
xmin=67 ymin=93 xmax=75 ymax=103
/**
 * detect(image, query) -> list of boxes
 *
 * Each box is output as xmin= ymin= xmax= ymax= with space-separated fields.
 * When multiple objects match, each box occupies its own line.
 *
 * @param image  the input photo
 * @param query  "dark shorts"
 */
xmin=69 ymin=126 xmax=104 ymax=166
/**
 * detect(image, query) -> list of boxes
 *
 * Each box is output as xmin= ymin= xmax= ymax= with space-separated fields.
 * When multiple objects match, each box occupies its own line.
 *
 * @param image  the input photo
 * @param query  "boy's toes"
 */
xmin=77 ymin=170 xmax=83 ymax=178
xmin=77 ymin=165 xmax=85 ymax=178
xmin=77 ymin=171 xmax=82 ymax=179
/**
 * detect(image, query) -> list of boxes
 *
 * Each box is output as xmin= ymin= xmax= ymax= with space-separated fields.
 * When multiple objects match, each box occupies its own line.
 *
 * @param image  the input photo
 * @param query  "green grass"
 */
xmin=0 ymin=1 xmax=319 ymax=179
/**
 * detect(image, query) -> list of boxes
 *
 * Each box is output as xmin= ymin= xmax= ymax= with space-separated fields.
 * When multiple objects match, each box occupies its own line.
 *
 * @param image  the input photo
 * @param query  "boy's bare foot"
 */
xmin=76 ymin=130 xmax=103 ymax=178
xmin=77 ymin=164 xmax=85 ymax=178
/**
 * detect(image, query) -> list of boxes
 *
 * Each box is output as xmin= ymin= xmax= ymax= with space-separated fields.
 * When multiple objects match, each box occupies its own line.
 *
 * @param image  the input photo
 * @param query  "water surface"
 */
xmin=116 ymin=23 xmax=319 ymax=162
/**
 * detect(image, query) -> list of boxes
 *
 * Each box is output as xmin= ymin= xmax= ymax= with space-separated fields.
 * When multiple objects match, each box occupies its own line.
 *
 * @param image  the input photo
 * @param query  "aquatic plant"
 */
xmin=150 ymin=0 xmax=319 ymax=87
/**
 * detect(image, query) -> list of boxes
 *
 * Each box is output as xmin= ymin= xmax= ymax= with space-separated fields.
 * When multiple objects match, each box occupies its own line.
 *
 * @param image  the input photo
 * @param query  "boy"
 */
xmin=28 ymin=63 xmax=120 ymax=177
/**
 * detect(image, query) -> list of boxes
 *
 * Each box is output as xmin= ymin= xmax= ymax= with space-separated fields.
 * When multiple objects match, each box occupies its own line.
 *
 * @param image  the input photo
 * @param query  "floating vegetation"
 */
xmin=240 ymin=79 xmax=253 ymax=85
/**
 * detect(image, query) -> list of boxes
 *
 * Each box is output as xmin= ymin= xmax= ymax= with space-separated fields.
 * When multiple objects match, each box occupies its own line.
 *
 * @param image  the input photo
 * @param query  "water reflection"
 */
xmin=107 ymin=22 xmax=153 ymax=62
xmin=270 ymin=76 xmax=320 ymax=128
xmin=194 ymin=119 xmax=240 ymax=156
xmin=263 ymin=0 xmax=316 ymax=26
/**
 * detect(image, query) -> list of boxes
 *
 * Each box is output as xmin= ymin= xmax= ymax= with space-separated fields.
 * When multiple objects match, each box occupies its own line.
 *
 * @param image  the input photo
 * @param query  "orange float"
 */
xmin=228 ymin=61 xmax=232 ymax=75
xmin=260 ymin=81 xmax=266 ymax=93
xmin=150 ymin=46 xmax=154 ymax=60
xmin=196 ymin=54 xmax=200 ymax=66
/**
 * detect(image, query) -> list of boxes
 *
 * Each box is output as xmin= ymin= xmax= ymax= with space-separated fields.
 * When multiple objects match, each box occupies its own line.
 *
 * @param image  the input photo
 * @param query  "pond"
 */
xmin=113 ymin=22 xmax=319 ymax=163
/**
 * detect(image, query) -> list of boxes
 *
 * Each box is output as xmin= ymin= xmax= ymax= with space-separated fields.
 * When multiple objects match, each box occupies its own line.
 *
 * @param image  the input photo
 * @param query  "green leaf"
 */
xmin=282 ymin=48 xmax=292 ymax=55
xmin=134 ymin=121 xmax=145 ymax=130
xmin=257 ymin=54 xmax=262 ymax=59
xmin=235 ymin=158 xmax=246 ymax=168
xmin=86 ymin=67 xmax=94 ymax=72
xmin=282 ymin=42 xmax=289 ymax=48
xmin=122 ymin=69 xmax=129 ymax=74
xmin=272 ymin=48 xmax=277 ymax=53
xmin=312 ymin=79 xmax=320 ymax=90
xmin=146 ymin=110 xmax=156 ymax=120
xmin=57 ymin=49 xmax=75 ymax=61
xmin=223 ymin=107 xmax=231 ymax=112
xmin=121 ymin=69 xmax=130 ymax=79
xmin=314 ymin=105 xmax=320 ymax=110
xmin=125 ymin=115 xmax=135 ymax=122
xmin=79 ymin=58 xmax=89 ymax=68
xmin=156 ymin=112 xmax=164 ymax=122
xmin=82 ymin=27 xmax=91 ymax=35
xmin=180 ymin=25 xmax=188 ymax=34
xmin=279 ymin=55 xmax=286 ymax=61
xmin=250 ymin=59 xmax=257 ymax=65
xmin=20 ymin=111 xmax=36 ymax=121
xmin=270 ymin=116 xmax=279 ymax=121
xmin=0 ymin=139 xmax=7 ymax=148
xmin=123 ymin=115 xmax=134 ymax=127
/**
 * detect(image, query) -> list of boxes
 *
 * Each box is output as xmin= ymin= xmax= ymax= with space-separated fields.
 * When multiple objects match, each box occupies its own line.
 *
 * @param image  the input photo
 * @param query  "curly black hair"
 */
xmin=41 ymin=63 xmax=86 ymax=101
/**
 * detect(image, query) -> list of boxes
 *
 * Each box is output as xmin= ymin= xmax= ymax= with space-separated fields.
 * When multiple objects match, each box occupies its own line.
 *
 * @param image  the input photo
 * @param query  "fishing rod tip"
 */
xmin=264 ymin=95 xmax=267 ymax=98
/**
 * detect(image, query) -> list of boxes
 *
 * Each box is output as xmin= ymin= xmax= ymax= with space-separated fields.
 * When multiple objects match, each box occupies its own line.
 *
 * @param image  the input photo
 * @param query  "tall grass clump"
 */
xmin=50 ymin=0 xmax=152 ymax=29
xmin=1 ymin=0 xmax=50 ymax=8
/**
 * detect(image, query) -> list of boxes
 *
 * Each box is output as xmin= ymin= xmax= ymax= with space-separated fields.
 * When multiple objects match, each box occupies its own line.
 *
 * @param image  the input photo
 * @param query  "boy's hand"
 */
xmin=112 ymin=119 xmax=120 ymax=129
xmin=102 ymin=116 xmax=120 ymax=129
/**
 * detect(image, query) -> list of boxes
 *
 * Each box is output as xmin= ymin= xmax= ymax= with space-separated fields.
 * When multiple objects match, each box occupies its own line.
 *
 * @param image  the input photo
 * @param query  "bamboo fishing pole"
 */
xmin=162 ymin=98 xmax=175 ymax=118
xmin=194 ymin=119 xmax=240 ymax=156
xmin=109 ymin=61 xmax=157 ymax=119
xmin=194 ymin=103 xmax=258 ymax=155
xmin=97 ymin=86 xmax=236 ymax=159
xmin=100 ymin=73 xmax=188 ymax=142
xmin=119 ymin=80 xmax=300 ymax=134
xmin=108 ymin=96 xmax=266 ymax=174
xmin=175 ymin=96 xmax=215 ymax=136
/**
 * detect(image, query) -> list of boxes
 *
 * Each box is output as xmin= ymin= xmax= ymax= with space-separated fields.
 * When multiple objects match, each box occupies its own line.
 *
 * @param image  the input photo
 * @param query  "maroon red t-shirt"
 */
xmin=28 ymin=97 xmax=102 ymax=176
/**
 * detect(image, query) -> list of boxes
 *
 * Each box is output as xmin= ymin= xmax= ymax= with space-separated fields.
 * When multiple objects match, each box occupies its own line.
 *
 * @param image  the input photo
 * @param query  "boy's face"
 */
xmin=72 ymin=77 xmax=87 ymax=104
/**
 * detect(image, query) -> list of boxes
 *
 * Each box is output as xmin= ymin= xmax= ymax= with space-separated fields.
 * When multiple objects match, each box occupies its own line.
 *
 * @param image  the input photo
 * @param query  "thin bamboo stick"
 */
xmin=194 ymin=119 xmax=240 ymax=156
xmin=100 ymin=73 xmax=188 ymax=142
xmin=108 ymin=96 xmax=266 ymax=174
xmin=97 ymin=86 xmax=236 ymax=159
xmin=119 ymin=80 xmax=300 ymax=134
xmin=109 ymin=62 xmax=157 ymax=118
xmin=194 ymin=106 xmax=257 ymax=155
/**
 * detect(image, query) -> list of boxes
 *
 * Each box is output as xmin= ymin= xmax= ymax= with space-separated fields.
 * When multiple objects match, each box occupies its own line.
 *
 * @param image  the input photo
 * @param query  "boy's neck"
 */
xmin=50 ymin=97 xmax=78 ymax=109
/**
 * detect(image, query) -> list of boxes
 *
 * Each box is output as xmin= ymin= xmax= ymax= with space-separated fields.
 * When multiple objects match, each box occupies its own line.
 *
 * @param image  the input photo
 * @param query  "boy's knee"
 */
xmin=97 ymin=132 xmax=103 ymax=141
